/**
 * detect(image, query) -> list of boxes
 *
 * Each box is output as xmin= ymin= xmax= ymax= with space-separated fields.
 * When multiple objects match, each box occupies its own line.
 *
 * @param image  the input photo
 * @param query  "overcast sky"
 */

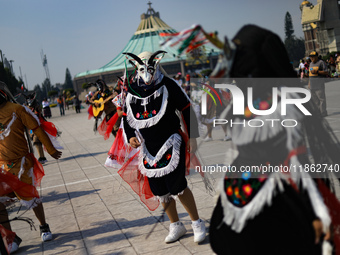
xmin=1 ymin=0 xmax=305 ymax=90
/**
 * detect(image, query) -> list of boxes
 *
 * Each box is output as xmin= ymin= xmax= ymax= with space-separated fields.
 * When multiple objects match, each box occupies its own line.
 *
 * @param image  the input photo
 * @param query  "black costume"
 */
xmin=206 ymin=25 xmax=336 ymax=255
xmin=123 ymin=75 xmax=199 ymax=200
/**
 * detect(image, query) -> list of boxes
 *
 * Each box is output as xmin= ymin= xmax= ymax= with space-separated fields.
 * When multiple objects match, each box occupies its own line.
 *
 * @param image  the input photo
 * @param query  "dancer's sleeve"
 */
xmin=123 ymin=116 xmax=136 ymax=143
xmin=168 ymin=78 xmax=199 ymax=138
xmin=18 ymin=107 xmax=58 ymax=155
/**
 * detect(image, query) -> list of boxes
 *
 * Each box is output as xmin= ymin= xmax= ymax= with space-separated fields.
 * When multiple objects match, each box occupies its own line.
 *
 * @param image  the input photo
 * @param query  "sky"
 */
xmin=1 ymin=0 xmax=305 ymax=90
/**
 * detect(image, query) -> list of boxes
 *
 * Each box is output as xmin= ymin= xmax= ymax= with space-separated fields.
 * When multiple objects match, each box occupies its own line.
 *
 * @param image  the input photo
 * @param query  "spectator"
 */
xmin=175 ymin=72 xmax=183 ymax=87
xmin=62 ymin=91 xmax=69 ymax=110
xmin=57 ymin=95 xmax=65 ymax=116
xmin=336 ymin=54 xmax=340 ymax=73
xmin=305 ymin=58 xmax=311 ymax=77
xmin=299 ymin=59 xmax=305 ymax=79
xmin=328 ymin=55 xmax=336 ymax=75
xmin=73 ymin=93 xmax=81 ymax=113
xmin=42 ymin=98 xmax=51 ymax=119
xmin=308 ymin=51 xmax=328 ymax=117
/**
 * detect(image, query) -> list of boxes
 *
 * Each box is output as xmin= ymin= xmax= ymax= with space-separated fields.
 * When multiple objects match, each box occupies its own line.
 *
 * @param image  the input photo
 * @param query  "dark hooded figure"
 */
xmin=209 ymin=25 xmax=340 ymax=255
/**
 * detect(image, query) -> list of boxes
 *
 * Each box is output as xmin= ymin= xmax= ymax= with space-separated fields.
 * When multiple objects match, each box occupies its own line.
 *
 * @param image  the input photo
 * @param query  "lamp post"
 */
xmin=9 ymin=60 xmax=14 ymax=75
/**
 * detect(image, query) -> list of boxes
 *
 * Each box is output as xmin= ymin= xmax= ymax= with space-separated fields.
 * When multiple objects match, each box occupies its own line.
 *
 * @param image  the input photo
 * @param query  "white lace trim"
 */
xmin=0 ymin=192 xmax=41 ymax=209
xmin=139 ymin=133 xmax=182 ymax=178
xmin=155 ymin=188 xmax=186 ymax=203
xmin=0 ymin=113 xmax=17 ymax=140
xmin=126 ymin=85 xmax=168 ymax=129
xmin=157 ymin=193 xmax=171 ymax=203
xmin=20 ymin=197 xmax=42 ymax=209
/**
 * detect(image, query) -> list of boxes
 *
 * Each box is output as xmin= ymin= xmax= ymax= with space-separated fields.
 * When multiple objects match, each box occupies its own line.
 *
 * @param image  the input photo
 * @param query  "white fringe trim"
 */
xmin=126 ymin=85 xmax=168 ymax=129
xmin=139 ymin=133 xmax=182 ymax=178
xmin=219 ymin=91 xmax=331 ymax=233
xmin=299 ymin=166 xmax=331 ymax=233
xmin=220 ymin=174 xmax=285 ymax=233
xmin=0 ymin=196 xmax=41 ymax=209
xmin=230 ymin=92 xmax=304 ymax=146
xmin=17 ymin=156 xmax=26 ymax=180
xmin=219 ymin=156 xmax=328 ymax=234
xmin=0 ymin=113 xmax=16 ymax=140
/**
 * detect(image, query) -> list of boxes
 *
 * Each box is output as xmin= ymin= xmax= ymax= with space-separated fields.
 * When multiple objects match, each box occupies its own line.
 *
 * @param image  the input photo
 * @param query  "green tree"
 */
xmin=33 ymin=84 xmax=44 ymax=103
xmin=283 ymin=11 xmax=305 ymax=63
xmin=64 ymin=88 xmax=74 ymax=95
xmin=47 ymin=90 xmax=58 ymax=97
xmin=41 ymin=78 xmax=51 ymax=99
xmin=0 ymin=62 xmax=23 ymax=96
xmin=82 ymin=82 xmax=90 ymax=91
xmin=284 ymin=12 xmax=294 ymax=40
xmin=63 ymin=68 xmax=73 ymax=90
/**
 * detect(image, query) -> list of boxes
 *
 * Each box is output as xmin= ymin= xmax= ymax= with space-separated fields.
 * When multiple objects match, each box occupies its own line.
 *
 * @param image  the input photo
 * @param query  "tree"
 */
xmin=82 ymin=82 xmax=89 ymax=92
xmin=283 ymin=11 xmax=305 ymax=63
xmin=47 ymin=90 xmax=58 ymax=97
xmin=33 ymin=84 xmax=44 ymax=103
xmin=284 ymin=12 xmax=294 ymax=40
xmin=63 ymin=68 xmax=73 ymax=90
xmin=0 ymin=62 xmax=22 ymax=96
xmin=41 ymin=78 xmax=51 ymax=99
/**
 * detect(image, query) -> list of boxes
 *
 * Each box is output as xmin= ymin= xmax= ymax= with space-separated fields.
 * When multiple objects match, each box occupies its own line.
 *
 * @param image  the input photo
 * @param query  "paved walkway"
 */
xmin=8 ymin=80 xmax=340 ymax=254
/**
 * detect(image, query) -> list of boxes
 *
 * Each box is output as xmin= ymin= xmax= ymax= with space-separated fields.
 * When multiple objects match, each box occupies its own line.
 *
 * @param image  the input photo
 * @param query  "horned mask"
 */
xmin=124 ymin=51 xmax=166 ymax=86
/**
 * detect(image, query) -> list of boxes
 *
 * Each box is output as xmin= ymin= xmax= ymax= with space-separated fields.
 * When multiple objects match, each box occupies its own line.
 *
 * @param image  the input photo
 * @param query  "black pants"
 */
xmin=148 ymin=142 xmax=187 ymax=196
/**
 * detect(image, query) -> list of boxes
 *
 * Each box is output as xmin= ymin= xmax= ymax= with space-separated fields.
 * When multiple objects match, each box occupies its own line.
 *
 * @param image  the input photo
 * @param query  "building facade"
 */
xmin=301 ymin=0 xmax=340 ymax=56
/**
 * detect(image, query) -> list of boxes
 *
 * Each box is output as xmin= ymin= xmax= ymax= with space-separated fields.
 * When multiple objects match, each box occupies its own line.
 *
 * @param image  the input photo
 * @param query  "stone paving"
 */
xmin=7 ymin=80 xmax=340 ymax=254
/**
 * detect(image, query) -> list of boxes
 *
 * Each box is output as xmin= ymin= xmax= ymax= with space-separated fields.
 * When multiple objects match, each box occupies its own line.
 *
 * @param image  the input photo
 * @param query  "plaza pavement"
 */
xmin=8 ymin=80 xmax=340 ymax=254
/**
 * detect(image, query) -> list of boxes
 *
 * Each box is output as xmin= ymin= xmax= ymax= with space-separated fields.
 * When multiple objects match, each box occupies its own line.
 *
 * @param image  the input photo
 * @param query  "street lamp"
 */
xmin=9 ymin=60 xmax=14 ymax=75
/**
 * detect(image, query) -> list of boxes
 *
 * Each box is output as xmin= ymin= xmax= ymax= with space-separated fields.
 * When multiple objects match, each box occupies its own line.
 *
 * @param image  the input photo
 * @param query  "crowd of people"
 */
xmin=1 ymin=23 xmax=340 ymax=255
xmin=298 ymin=52 xmax=340 ymax=79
